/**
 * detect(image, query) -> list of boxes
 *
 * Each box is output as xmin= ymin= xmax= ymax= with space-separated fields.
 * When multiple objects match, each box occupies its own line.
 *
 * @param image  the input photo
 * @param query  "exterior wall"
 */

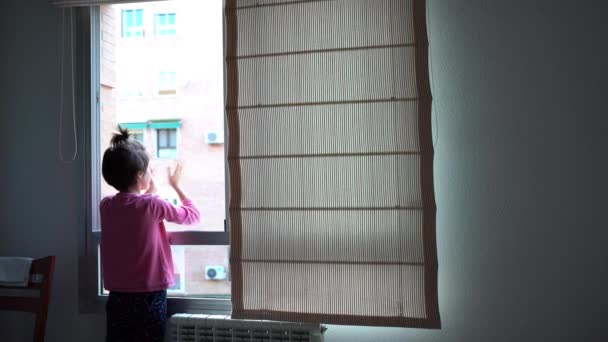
xmin=100 ymin=5 xmax=118 ymax=198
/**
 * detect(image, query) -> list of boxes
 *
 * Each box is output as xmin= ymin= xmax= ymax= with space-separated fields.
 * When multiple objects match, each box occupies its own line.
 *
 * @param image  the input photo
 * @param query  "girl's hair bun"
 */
xmin=110 ymin=126 xmax=131 ymax=148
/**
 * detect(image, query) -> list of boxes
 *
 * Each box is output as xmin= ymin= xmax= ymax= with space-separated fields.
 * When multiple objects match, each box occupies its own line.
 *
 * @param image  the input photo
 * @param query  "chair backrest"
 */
xmin=0 ymin=256 xmax=56 ymax=342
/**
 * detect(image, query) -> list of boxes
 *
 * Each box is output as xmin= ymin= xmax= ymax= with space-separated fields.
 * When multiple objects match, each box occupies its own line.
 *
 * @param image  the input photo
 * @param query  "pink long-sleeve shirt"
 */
xmin=100 ymin=192 xmax=200 ymax=292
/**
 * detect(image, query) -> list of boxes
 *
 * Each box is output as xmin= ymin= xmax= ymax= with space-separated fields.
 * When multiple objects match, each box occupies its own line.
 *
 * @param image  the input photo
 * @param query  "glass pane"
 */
xmin=135 ymin=9 xmax=143 ymax=26
xmin=168 ymin=245 xmax=230 ymax=297
xmin=100 ymin=245 xmax=230 ymax=298
xmin=158 ymin=129 xmax=168 ymax=147
xmin=124 ymin=10 xmax=132 ymax=27
xmin=158 ymin=14 xmax=166 ymax=26
xmin=100 ymin=1 xmax=225 ymax=232
xmin=132 ymin=133 xmax=144 ymax=143
xmin=168 ymin=129 xmax=177 ymax=147
xmin=168 ymin=29 xmax=176 ymax=35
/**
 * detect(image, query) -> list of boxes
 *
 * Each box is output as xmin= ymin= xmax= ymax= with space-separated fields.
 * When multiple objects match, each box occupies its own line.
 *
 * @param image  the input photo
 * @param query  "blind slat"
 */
xmin=235 ymin=0 xmax=414 ymax=55
xmin=235 ymin=101 xmax=420 ymax=157
xmin=237 ymin=47 xmax=418 ymax=106
xmin=227 ymin=43 xmax=417 ymax=60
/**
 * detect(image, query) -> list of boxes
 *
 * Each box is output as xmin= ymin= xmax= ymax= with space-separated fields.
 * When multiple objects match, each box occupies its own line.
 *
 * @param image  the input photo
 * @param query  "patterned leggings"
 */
xmin=106 ymin=290 xmax=167 ymax=342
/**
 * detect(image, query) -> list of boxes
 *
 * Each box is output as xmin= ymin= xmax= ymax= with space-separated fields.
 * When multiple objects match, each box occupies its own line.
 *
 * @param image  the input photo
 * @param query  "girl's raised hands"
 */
xmin=168 ymin=161 xmax=183 ymax=189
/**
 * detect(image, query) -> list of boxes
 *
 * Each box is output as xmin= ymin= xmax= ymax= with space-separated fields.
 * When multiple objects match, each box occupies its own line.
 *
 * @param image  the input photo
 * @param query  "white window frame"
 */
xmin=154 ymin=12 xmax=176 ymax=36
xmin=157 ymin=70 xmax=177 ymax=95
xmin=121 ymin=81 xmax=145 ymax=97
xmin=119 ymin=64 xmax=146 ymax=98
xmin=121 ymin=8 xmax=145 ymax=38
xmin=80 ymin=6 xmax=231 ymax=315
xmin=122 ymin=88 xmax=144 ymax=97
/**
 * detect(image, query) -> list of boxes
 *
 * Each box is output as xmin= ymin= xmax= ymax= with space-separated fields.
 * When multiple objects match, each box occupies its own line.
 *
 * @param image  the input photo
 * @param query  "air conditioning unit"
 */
xmin=205 ymin=265 xmax=227 ymax=280
xmin=205 ymin=130 xmax=224 ymax=144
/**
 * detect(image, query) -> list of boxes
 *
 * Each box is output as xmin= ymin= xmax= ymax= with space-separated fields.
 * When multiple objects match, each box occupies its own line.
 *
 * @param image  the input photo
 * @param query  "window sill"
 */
xmin=80 ymin=294 xmax=231 ymax=316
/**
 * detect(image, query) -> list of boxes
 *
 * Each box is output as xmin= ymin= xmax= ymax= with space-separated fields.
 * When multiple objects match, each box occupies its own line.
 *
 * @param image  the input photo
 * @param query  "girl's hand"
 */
xmin=168 ymin=161 xmax=184 ymax=190
xmin=145 ymin=177 xmax=157 ymax=194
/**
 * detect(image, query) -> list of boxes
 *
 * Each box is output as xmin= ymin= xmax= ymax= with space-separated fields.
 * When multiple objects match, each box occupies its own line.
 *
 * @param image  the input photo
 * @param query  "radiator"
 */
xmin=169 ymin=314 xmax=325 ymax=342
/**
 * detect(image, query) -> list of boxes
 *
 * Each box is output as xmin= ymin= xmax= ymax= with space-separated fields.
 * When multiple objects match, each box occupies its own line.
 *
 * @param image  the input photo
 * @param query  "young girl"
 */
xmin=100 ymin=127 xmax=200 ymax=342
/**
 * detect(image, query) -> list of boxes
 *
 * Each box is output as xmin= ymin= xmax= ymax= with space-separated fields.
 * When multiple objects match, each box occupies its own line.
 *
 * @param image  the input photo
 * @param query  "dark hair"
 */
xmin=102 ymin=126 xmax=149 ymax=192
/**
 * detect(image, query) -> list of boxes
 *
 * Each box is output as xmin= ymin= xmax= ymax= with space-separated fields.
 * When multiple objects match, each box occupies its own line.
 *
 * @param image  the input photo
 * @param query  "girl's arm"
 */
xmin=152 ymin=195 xmax=200 ymax=225
xmin=151 ymin=161 xmax=200 ymax=225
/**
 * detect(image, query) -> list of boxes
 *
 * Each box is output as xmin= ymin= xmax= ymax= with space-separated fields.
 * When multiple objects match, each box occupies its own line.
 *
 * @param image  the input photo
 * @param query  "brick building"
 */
xmin=100 ymin=0 xmax=229 ymax=296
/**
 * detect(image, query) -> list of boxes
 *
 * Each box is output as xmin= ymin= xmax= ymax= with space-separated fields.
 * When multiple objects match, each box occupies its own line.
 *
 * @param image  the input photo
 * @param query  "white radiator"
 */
xmin=169 ymin=314 xmax=325 ymax=342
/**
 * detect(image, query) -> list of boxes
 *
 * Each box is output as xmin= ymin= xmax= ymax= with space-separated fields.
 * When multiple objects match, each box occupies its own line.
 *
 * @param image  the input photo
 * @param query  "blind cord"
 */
xmin=59 ymin=7 xmax=78 ymax=163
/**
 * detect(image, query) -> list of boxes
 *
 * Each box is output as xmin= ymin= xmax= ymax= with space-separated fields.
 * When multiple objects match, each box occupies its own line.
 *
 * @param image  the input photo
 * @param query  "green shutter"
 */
xmin=150 ymin=120 xmax=182 ymax=129
xmin=119 ymin=122 xmax=147 ymax=130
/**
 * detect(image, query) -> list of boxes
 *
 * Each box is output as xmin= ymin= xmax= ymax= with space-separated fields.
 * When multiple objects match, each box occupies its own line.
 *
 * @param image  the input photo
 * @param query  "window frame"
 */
xmin=79 ymin=6 xmax=231 ymax=315
xmin=167 ymin=246 xmax=186 ymax=294
xmin=154 ymin=12 xmax=177 ymax=36
xmin=155 ymin=127 xmax=178 ymax=159
xmin=157 ymin=128 xmax=176 ymax=149
xmin=157 ymin=70 xmax=177 ymax=95
xmin=121 ymin=8 xmax=144 ymax=38
xmin=121 ymin=84 xmax=145 ymax=97
xmin=131 ymin=131 xmax=145 ymax=144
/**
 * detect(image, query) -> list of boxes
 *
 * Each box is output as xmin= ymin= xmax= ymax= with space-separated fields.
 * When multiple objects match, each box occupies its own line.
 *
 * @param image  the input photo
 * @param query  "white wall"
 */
xmin=1 ymin=0 xmax=607 ymax=341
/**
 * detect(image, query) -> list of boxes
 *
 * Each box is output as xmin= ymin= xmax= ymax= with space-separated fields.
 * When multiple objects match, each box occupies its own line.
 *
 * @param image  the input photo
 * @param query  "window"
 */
xmin=156 ymin=128 xmax=177 ymax=159
xmin=122 ymin=87 xmax=144 ymax=97
xmin=119 ymin=65 xmax=146 ymax=97
xmin=155 ymin=13 xmax=176 ymax=36
xmin=121 ymin=9 xmax=144 ymax=37
xmin=118 ymin=123 xmax=146 ymax=143
xmin=158 ymin=71 xmax=177 ymax=95
xmin=82 ymin=0 xmax=439 ymax=327
xmin=121 ymin=77 xmax=144 ymax=97
xmin=168 ymin=246 xmax=185 ymax=294
xmin=83 ymin=0 xmax=229 ymax=315
xmin=159 ymin=186 xmax=179 ymax=205
xmin=131 ymin=131 xmax=144 ymax=143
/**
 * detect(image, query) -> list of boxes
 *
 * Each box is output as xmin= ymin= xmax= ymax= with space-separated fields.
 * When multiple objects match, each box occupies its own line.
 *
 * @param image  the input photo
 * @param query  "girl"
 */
xmin=100 ymin=127 xmax=200 ymax=341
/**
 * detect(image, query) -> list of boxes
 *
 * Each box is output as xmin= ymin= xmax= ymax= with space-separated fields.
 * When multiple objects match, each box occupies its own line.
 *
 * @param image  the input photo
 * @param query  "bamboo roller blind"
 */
xmin=226 ymin=0 xmax=439 ymax=328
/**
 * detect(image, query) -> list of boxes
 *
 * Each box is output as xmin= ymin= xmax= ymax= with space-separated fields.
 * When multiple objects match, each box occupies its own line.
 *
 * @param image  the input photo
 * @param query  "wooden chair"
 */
xmin=0 ymin=256 xmax=56 ymax=342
